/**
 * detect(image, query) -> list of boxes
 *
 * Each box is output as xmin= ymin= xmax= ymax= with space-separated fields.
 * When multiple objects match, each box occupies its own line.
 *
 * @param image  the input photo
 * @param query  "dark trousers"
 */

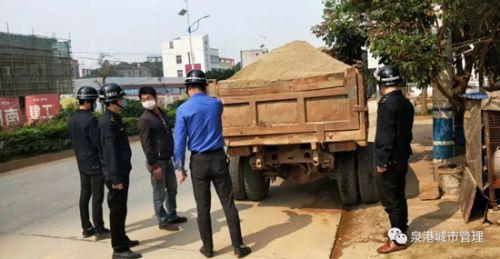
xmin=79 ymin=172 xmax=105 ymax=231
xmin=190 ymin=149 xmax=243 ymax=250
xmin=106 ymin=176 xmax=131 ymax=252
xmin=375 ymin=161 xmax=409 ymax=233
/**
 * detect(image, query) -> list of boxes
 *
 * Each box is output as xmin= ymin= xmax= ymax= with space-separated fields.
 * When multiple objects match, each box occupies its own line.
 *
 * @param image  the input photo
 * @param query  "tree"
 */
xmin=313 ymin=0 xmax=500 ymax=113
xmin=312 ymin=0 xmax=367 ymax=65
xmin=206 ymin=68 xmax=239 ymax=81
xmin=98 ymin=60 xmax=116 ymax=85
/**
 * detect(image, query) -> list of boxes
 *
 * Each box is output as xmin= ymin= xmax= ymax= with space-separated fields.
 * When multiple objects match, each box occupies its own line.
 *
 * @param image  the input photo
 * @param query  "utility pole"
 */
xmin=185 ymin=0 xmax=194 ymax=65
xmin=179 ymin=2 xmax=210 ymax=70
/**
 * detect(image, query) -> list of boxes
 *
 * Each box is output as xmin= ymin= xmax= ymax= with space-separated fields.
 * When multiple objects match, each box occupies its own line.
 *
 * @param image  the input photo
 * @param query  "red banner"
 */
xmin=25 ymin=94 xmax=60 ymax=124
xmin=0 ymin=97 xmax=24 ymax=130
xmin=185 ymin=63 xmax=202 ymax=75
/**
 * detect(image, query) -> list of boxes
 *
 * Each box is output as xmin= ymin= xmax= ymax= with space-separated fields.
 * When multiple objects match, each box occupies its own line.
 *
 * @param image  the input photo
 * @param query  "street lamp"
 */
xmin=178 ymin=0 xmax=210 ymax=66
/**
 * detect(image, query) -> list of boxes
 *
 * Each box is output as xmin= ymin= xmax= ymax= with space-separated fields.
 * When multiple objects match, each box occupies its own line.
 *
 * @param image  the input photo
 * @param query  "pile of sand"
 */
xmin=221 ymin=41 xmax=350 ymax=86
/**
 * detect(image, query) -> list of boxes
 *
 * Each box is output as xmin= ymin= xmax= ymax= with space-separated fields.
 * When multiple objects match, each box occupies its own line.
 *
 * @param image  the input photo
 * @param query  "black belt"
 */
xmin=191 ymin=148 xmax=224 ymax=155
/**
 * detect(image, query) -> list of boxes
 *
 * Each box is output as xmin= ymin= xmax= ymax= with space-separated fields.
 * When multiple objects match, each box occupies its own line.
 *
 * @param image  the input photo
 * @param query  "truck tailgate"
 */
xmin=215 ymin=68 xmax=367 ymax=147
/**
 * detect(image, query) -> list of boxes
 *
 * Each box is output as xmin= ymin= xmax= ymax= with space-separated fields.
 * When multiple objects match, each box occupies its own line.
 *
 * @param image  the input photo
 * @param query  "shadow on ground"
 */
xmin=259 ymin=178 xmax=343 ymax=211
xmin=409 ymin=201 xmax=460 ymax=232
xmin=129 ymin=204 xmax=252 ymax=254
xmin=127 ymin=177 xmax=340 ymax=256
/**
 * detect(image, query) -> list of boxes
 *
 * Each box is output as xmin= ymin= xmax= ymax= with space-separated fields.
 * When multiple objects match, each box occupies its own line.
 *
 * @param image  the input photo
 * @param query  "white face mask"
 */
xmin=142 ymin=100 xmax=156 ymax=110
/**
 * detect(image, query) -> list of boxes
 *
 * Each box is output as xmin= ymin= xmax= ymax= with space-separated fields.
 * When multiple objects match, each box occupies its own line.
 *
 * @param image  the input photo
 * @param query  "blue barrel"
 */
xmin=433 ymin=103 xmax=454 ymax=161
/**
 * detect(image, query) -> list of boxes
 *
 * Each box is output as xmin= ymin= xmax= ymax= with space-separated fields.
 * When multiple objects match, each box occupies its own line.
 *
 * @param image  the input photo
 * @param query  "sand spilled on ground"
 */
xmin=221 ymin=41 xmax=350 ymax=87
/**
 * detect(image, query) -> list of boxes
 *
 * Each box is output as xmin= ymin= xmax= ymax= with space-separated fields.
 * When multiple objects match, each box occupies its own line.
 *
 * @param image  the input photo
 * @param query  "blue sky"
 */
xmin=1 ymin=0 xmax=325 ymax=68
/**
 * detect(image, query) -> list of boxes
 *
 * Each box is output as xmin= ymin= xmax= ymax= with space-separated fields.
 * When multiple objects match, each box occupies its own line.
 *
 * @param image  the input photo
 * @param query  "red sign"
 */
xmin=0 ymin=97 xmax=24 ymax=130
xmin=25 ymin=94 xmax=60 ymax=124
xmin=185 ymin=63 xmax=202 ymax=75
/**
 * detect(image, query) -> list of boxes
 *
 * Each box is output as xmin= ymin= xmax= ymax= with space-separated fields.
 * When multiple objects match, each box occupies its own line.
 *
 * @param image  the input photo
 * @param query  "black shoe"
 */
xmin=82 ymin=227 xmax=95 ymax=238
xmin=170 ymin=216 xmax=188 ymax=224
xmin=128 ymin=240 xmax=140 ymax=248
xmin=112 ymin=250 xmax=142 ymax=259
xmin=199 ymin=247 xmax=213 ymax=258
xmin=159 ymin=223 xmax=180 ymax=231
xmin=234 ymin=245 xmax=251 ymax=258
xmin=95 ymin=228 xmax=111 ymax=241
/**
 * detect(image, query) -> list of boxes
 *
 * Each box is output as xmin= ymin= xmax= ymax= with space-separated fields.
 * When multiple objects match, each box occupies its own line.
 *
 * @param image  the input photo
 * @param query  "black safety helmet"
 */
xmin=376 ymin=65 xmax=402 ymax=87
xmin=99 ymin=83 xmax=126 ymax=103
xmin=184 ymin=69 xmax=208 ymax=87
xmin=76 ymin=86 xmax=99 ymax=101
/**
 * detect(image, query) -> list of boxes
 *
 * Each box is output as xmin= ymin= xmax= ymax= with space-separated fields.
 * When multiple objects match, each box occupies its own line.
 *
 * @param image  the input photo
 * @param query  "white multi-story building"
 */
xmin=240 ymin=48 xmax=268 ymax=68
xmin=161 ymin=34 xmax=221 ymax=78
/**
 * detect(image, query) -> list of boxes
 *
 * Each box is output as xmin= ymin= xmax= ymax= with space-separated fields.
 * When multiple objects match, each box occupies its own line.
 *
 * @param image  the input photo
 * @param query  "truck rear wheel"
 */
xmin=229 ymin=156 xmax=247 ymax=200
xmin=243 ymin=157 xmax=270 ymax=201
xmin=357 ymin=143 xmax=380 ymax=204
xmin=336 ymin=151 xmax=360 ymax=206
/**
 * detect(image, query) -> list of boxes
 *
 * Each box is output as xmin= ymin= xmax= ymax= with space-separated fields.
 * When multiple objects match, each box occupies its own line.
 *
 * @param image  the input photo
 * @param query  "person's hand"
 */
xmin=377 ymin=166 xmax=387 ymax=173
xmin=177 ymin=169 xmax=187 ymax=184
xmin=112 ymin=183 xmax=124 ymax=190
xmin=152 ymin=165 xmax=164 ymax=180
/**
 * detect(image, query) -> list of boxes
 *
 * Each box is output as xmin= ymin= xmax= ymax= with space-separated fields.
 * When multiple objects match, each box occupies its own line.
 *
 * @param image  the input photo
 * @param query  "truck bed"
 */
xmin=213 ymin=68 xmax=368 ymax=147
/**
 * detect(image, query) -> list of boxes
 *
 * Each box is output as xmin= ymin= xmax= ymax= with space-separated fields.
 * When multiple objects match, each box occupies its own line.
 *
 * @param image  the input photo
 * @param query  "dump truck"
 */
xmin=211 ymin=41 xmax=379 ymax=205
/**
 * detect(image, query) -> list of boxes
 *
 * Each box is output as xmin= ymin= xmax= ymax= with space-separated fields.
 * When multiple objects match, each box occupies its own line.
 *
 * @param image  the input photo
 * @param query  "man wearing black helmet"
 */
xmin=174 ymin=70 xmax=251 ymax=258
xmin=374 ymin=66 xmax=414 ymax=254
xmin=69 ymin=86 xmax=111 ymax=240
xmin=99 ymin=83 xmax=141 ymax=259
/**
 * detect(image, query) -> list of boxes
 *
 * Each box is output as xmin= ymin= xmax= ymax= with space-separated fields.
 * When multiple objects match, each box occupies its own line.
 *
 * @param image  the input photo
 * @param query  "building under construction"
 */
xmin=0 ymin=32 xmax=73 ymax=97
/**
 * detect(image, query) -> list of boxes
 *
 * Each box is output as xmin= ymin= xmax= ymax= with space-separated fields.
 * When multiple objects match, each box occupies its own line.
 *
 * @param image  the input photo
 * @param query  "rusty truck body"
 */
xmin=212 ymin=67 xmax=379 ymax=205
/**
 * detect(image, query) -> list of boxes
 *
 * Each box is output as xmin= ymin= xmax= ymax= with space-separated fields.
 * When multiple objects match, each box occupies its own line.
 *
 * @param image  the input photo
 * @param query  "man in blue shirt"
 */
xmin=174 ymin=70 xmax=251 ymax=258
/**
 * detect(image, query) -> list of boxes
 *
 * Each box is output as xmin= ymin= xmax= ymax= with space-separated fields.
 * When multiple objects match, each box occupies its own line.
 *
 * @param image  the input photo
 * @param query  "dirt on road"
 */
xmin=331 ymin=117 xmax=500 ymax=259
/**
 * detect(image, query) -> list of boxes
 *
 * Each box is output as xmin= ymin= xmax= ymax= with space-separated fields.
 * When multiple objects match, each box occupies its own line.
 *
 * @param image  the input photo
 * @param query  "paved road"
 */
xmin=0 ymin=142 xmax=342 ymax=259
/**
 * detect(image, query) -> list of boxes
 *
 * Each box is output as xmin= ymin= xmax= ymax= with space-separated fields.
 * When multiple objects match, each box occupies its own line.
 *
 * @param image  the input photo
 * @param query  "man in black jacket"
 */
xmin=99 ymin=83 xmax=141 ymax=259
xmin=374 ymin=66 xmax=414 ymax=254
xmin=69 ymin=86 xmax=110 ymax=240
xmin=138 ymin=87 xmax=187 ymax=231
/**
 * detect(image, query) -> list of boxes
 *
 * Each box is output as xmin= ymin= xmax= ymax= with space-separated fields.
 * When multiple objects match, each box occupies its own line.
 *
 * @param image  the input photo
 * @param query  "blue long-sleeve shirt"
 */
xmin=174 ymin=93 xmax=225 ymax=169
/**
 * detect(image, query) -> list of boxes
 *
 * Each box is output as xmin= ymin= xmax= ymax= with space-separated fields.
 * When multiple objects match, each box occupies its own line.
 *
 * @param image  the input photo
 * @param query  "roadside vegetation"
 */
xmin=0 ymin=99 xmax=185 ymax=163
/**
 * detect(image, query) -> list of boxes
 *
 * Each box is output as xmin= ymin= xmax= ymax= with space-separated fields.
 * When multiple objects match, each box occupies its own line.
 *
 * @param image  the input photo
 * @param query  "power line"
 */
xmin=72 ymin=51 xmax=161 ymax=56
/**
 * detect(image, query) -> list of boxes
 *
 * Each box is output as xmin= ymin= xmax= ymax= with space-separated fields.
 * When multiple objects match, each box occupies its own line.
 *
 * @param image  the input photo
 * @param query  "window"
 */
xmin=177 ymin=70 xmax=183 ymax=78
xmin=176 ymin=55 xmax=182 ymax=64
xmin=210 ymin=55 xmax=219 ymax=64
xmin=169 ymin=41 xmax=174 ymax=49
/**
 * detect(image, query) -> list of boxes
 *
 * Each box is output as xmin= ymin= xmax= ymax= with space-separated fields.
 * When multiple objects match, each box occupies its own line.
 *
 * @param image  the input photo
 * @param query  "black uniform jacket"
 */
xmin=99 ymin=109 xmax=132 ymax=185
xmin=138 ymin=108 xmax=174 ymax=170
xmin=69 ymin=109 xmax=102 ymax=175
xmin=375 ymin=90 xmax=415 ymax=168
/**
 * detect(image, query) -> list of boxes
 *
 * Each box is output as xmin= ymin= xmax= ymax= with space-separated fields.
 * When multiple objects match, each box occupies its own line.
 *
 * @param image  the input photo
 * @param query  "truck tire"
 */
xmin=229 ymin=156 xmax=247 ymax=200
xmin=243 ymin=157 xmax=270 ymax=201
xmin=336 ymin=151 xmax=360 ymax=206
xmin=357 ymin=143 xmax=380 ymax=204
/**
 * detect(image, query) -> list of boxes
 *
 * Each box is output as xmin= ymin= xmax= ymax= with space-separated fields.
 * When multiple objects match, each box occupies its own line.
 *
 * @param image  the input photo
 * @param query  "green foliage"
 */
xmin=312 ymin=0 xmax=368 ymax=64
xmin=60 ymin=97 xmax=79 ymax=111
xmin=0 ymin=107 xmax=143 ymax=163
xmin=206 ymin=68 xmax=239 ymax=81
xmin=121 ymin=99 xmax=144 ymax=118
xmin=122 ymin=117 xmax=139 ymax=136
xmin=165 ymin=99 xmax=186 ymax=124
xmin=314 ymin=0 xmax=500 ymax=95
xmin=0 ymin=119 xmax=70 ymax=162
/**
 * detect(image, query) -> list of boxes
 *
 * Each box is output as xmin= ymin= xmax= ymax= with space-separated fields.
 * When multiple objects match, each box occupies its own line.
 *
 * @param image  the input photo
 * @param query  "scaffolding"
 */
xmin=0 ymin=32 xmax=73 ymax=97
